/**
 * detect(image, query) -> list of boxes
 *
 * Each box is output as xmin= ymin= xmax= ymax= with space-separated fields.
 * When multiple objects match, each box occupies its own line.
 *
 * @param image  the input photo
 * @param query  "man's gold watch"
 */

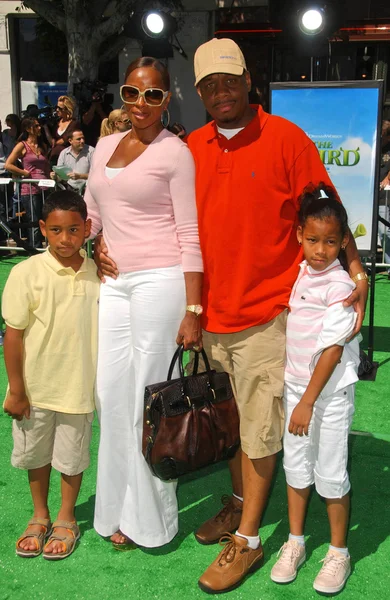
xmin=186 ymin=304 xmax=203 ymax=317
xmin=352 ymin=271 xmax=369 ymax=283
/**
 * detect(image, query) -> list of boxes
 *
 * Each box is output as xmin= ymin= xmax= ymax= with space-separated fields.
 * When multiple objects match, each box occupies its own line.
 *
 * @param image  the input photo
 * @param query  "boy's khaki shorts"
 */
xmin=12 ymin=407 xmax=94 ymax=476
xmin=193 ymin=311 xmax=287 ymax=460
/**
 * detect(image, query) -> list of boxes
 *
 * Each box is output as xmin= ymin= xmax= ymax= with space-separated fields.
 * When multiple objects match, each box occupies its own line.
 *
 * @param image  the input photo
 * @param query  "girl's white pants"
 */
xmin=93 ymin=265 xmax=186 ymax=547
xmin=283 ymin=382 xmax=355 ymax=499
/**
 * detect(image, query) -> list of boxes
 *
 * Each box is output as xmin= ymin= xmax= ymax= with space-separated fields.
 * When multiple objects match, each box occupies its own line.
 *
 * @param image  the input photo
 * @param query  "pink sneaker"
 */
xmin=313 ymin=549 xmax=351 ymax=594
xmin=270 ymin=540 xmax=306 ymax=583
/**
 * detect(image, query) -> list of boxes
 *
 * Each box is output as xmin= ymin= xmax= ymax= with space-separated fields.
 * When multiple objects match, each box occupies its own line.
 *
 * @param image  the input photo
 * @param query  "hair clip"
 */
xmin=318 ymin=189 xmax=329 ymax=199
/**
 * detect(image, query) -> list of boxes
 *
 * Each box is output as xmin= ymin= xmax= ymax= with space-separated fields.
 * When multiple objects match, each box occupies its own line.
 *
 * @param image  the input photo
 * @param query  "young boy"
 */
xmin=3 ymin=190 xmax=99 ymax=560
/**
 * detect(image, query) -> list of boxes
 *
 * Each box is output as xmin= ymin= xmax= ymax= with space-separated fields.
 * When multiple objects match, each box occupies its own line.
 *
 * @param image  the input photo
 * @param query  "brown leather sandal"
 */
xmin=16 ymin=517 xmax=52 ymax=558
xmin=111 ymin=530 xmax=137 ymax=551
xmin=43 ymin=520 xmax=80 ymax=561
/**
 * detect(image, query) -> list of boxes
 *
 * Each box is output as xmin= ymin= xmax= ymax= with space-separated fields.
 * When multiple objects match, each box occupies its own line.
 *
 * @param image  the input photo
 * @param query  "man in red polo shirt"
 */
xmin=186 ymin=38 xmax=367 ymax=594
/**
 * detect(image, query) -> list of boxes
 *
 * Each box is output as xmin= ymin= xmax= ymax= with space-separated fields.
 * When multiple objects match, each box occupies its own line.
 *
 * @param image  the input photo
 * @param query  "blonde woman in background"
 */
xmin=99 ymin=109 xmax=131 ymax=138
xmin=46 ymin=95 xmax=81 ymax=165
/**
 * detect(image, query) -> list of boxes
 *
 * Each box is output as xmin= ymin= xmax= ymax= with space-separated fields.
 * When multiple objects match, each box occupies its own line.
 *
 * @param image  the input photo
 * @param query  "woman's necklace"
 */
xmin=26 ymin=137 xmax=41 ymax=156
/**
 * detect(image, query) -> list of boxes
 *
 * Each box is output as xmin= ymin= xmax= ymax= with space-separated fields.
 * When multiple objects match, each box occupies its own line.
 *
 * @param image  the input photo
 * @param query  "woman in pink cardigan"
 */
xmin=85 ymin=57 xmax=203 ymax=550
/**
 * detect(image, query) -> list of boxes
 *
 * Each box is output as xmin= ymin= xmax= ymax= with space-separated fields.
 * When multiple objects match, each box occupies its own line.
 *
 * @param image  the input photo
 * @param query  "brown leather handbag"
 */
xmin=142 ymin=345 xmax=240 ymax=481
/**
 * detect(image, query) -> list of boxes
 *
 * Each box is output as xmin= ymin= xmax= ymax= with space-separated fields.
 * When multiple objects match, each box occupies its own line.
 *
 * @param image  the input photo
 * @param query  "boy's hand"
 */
xmin=288 ymin=400 xmax=313 ymax=436
xmin=4 ymin=391 xmax=30 ymax=421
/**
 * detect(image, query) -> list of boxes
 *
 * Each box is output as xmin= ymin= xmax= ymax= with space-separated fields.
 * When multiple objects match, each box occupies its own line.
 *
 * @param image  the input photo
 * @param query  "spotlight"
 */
xmin=299 ymin=8 xmax=324 ymax=35
xmin=124 ymin=11 xmax=186 ymax=59
xmin=141 ymin=11 xmax=177 ymax=39
xmin=269 ymin=1 xmax=345 ymax=48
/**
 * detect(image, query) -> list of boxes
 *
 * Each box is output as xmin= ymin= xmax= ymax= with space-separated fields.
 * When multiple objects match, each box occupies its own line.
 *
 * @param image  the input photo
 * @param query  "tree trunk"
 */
xmin=67 ymin=28 xmax=101 ymax=92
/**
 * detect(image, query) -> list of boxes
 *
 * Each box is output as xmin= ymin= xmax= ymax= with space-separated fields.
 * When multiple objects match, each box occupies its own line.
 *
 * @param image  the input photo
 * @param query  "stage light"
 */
xmin=124 ymin=11 xmax=185 ymax=59
xmin=142 ymin=12 xmax=164 ymax=36
xmin=140 ymin=11 xmax=177 ymax=39
xmin=269 ymin=1 xmax=345 ymax=50
xmin=299 ymin=8 xmax=324 ymax=35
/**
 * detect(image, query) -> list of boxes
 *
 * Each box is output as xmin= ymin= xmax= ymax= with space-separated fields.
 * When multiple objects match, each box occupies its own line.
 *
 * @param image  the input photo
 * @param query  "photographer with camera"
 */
xmin=81 ymin=83 xmax=112 ymax=147
xmin=45 ymin=96 xmax=81 ymax=166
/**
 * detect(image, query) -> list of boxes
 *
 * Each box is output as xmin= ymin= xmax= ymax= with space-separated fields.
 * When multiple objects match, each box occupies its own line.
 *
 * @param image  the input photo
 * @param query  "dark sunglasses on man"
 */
xmin=120 ymin=85 xmax=169 ymax=107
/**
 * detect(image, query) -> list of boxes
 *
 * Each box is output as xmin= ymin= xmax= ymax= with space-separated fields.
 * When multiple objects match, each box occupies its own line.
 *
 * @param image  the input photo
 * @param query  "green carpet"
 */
xmin=0 ymin=255 xmax=389 ymax=600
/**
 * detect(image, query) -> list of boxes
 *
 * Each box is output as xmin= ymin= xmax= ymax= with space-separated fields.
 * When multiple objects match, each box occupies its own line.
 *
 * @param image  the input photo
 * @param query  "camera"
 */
xmin=73 ymin=80 xmax=108 ymax=113
xmin=21 ymin=103 xmax=58 ymax=128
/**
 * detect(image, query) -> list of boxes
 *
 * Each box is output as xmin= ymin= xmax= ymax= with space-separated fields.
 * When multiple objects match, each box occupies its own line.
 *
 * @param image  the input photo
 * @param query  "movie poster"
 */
xmin=270 ymin=83 xmax=382 ymax=252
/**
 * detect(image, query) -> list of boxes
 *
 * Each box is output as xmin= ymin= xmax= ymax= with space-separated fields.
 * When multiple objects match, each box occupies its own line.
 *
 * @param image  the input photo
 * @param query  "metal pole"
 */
xmin=29 ymin=182 xmax=34 ymax=248
xmin=367 ymin=250 xmax=376 ymax=363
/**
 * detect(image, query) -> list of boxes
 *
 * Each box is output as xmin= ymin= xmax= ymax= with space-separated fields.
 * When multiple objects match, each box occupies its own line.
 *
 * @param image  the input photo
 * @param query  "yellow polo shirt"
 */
xmin=2 ymin=249 xmax=100 ymax=414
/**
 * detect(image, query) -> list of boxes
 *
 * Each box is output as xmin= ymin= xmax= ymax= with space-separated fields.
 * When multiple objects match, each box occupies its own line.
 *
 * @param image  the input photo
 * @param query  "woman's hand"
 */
xmin=93 ymin=234 xmax=119 ymax=282
xmin=288 ymin=399 xmax=313 ymax=436
xmin=176 ymin=312 xmax=202 ymax=350
xmin=343 ymin=279 xmax=368 ymax=339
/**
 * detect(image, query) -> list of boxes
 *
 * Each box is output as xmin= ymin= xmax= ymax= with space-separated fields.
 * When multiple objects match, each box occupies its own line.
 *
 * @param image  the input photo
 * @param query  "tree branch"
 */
xmin=22 ymin=0 xmax=66 ymax=32
xmin=99 ymin=34 xmax=134 ymax=64
xmin=94 ymin=0 xmax=114 ymax=21
xmin=96 ymin=0 xmax=138 ymax=40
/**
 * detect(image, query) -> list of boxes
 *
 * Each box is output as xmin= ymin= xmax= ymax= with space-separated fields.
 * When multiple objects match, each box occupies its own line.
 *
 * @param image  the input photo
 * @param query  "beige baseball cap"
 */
xmin=194 ymin=38 xmax=247 ymax=86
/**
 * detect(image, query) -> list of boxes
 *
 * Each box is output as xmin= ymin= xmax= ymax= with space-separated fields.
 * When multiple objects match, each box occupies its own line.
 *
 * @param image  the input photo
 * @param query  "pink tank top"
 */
xmin=21 ymin=142 xmax=51 ymax=195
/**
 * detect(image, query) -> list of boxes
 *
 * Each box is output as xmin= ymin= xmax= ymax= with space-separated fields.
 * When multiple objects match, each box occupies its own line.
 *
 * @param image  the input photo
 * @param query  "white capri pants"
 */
xmin=94 ymin=265 xmax=186 ymax=547
xmin=283 ymin=382 xmax=355 ymax=499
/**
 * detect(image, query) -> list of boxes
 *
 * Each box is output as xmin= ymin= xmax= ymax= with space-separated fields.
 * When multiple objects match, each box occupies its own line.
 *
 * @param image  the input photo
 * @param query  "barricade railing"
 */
xmin=0 ymin=177 xmax=56 ymax=252
xmin=0 ymin=177 xmax=93 ymax=258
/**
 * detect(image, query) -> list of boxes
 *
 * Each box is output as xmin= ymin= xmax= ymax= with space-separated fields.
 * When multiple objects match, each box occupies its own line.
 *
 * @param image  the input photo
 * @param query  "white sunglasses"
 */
xmin=120 ymin=85 xmax=169 ymax=107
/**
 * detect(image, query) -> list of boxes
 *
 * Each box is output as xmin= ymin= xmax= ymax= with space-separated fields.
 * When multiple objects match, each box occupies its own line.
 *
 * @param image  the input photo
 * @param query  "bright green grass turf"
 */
xmin=0 ymin=255 xmax=389 ymax=600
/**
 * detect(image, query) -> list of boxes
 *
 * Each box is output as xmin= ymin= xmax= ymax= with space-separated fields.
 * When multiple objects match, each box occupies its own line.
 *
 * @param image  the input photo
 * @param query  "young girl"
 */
xmin=271 ymin=183 xmax=361 ymax=594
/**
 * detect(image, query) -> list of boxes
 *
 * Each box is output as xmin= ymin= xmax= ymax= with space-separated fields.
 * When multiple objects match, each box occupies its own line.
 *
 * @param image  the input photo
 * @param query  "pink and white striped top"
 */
xmin=285 ymin=259 xmax=356 ymax=385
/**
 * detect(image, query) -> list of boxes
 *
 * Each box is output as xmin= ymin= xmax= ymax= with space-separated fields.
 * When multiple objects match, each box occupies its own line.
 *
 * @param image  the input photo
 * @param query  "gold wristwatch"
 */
xmin=186 ymin=304 xmax=203 ymax=317
xmin=352 ymin=271 xmax=369 ymax=283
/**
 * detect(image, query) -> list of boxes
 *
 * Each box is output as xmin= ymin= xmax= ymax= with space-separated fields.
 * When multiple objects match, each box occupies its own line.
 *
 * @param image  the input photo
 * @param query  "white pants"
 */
xmin=94 ymin=265 xmax=186 ymax=547
xmin=283 ymin=382 xmax=355 ymax=499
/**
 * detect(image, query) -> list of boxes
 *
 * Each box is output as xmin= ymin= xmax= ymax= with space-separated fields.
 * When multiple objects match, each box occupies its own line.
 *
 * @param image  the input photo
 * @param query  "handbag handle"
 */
xmin=167 ymin=345 xmax=212 ymax=382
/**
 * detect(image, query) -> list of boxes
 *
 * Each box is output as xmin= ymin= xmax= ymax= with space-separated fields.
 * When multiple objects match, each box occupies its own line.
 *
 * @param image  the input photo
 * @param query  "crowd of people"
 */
xmin=0 ymin=99 xmax=131 ymax=247
xmin=1 ymin=36 xmax=380 ymax=596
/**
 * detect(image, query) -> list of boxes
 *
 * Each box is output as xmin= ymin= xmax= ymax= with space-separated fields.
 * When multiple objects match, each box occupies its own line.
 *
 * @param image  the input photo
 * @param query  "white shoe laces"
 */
xmin=318 ymin=553 xmax=348 ymax=577
xmin=276 ymin=541 xmax=302 ymax=567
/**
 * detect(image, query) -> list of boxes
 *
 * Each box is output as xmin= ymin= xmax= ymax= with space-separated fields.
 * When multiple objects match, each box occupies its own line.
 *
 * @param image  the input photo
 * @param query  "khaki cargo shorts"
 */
xmin=195 ymin=311 xmax=287 ymax=459
xmin=12 ymin=407 xmax=94 ymax=476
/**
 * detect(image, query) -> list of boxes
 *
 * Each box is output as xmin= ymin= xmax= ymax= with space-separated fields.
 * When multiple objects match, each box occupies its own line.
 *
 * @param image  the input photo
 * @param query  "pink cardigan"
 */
xmin=84 ymin=129 xmax=203 ymax=274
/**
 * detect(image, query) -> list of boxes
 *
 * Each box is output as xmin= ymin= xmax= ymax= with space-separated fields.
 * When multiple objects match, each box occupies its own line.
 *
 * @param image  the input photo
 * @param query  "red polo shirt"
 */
xmin=187 ymin=106 xmax=333 ymax=333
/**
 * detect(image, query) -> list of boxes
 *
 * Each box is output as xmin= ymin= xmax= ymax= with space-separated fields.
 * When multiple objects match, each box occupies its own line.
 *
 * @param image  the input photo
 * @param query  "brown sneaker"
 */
xmin=198 ymin=533 xmax=264 ymax=594
xmin=194 ymin=495 xmax=243 ymax=545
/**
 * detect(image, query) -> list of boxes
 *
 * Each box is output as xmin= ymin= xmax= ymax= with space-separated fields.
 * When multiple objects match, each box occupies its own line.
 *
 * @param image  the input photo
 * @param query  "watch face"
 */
xmin=195 ymin=306 xmax=203 ymax=316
